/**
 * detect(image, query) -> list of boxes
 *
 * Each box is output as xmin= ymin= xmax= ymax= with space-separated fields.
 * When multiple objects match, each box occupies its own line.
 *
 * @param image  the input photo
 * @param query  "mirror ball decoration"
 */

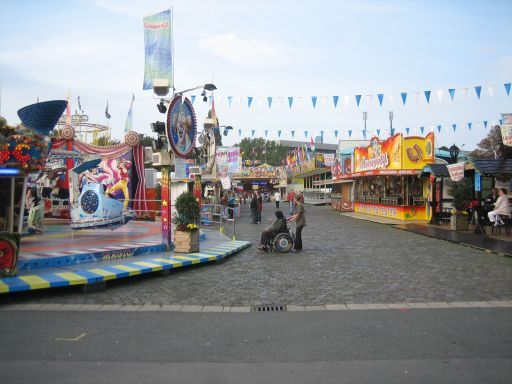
xmin=81 ymin=190 xmax=99 ymax=214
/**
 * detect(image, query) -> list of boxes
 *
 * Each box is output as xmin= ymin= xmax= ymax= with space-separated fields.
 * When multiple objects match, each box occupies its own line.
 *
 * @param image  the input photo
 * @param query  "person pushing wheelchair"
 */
xmin=257 ymin=210 xmax=288 ymax=252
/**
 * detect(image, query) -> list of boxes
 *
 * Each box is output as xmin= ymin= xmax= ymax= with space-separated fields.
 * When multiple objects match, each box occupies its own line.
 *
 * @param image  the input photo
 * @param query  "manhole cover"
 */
xmin=251 ymin=304 xmax=287 ymax=312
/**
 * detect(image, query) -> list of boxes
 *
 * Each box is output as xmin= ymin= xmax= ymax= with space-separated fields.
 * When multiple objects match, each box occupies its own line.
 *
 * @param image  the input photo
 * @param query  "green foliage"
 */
xmin=448 ymin=178 xmax=473 ymax=211
xmin=470 ymin=125 xmax=512 ymax=159
xmin=95 ymin=136 xmax=121 ymax=146
xmin=174 ymin=191 xmax=200 ymax=229
xmin=138 ymin=133 xmax=155 ymax=147
xmin=235 ymin=138 xmax=288 ymax=166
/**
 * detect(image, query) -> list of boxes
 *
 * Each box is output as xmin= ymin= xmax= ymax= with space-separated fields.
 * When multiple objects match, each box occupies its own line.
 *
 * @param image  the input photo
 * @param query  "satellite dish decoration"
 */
xmin=166 ymin=95 xmax=197 ymax=158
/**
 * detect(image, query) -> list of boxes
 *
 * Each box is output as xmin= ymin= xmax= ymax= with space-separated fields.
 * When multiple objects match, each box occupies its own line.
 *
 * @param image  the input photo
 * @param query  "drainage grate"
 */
xmin=252 ymin=304 xmax=287 ymax=312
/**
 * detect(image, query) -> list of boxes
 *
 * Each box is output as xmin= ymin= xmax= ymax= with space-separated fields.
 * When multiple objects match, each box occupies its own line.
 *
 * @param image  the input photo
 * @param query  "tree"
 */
xmin=95 ymin=136 xmax=121 ymax=146
xmin=470 ymin=125 xmax=512 ymax=159
xmin=235 ymin=138 xmax=288 ymax=166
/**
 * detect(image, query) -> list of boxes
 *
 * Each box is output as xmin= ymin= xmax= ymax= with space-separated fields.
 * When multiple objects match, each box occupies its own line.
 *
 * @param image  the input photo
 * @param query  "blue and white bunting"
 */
xmin=288 ymin=97 xmax=294 ymax=109
xmin=264 ymin=130 xmax=268 ymax=137
xmin=448 ymin=88 xmax=455 ymax=101
xmin=401 ymin=92 xmax=407 ymax=106
xmin=291 ymin=130 xmax=295 ymax=138
xmin=475 ymin=86 xmax=482 ymax=99
xmin=348 ymin=130 xmax=352 ymax=138
xmin=320 ymin=130 xmax=324 ymax=138
xmin=437 ymin=125 xmax=442 ymax=133
xmin=311 ymin=96 xmax=317 ymax=108
xmin=467 ymin=122 xmax=472 ymax=130
xmin=251 ymin=129 xmax=255 ymax=137
xmin=452 ymin=123 xmax=457 ymax=132
xmin=304 ymin=130 xmax=308 ymax=138
xmin=355 ymin=95 xmax=362 ymax=107
xmin=362 ymin=130 xmax=366 ymax=139
xmin=420 ymin=126 xmax=424 ymax=134
xmin=424 ymin=90 xmax=431 ymax=104
xmin=376 ymin=129 xmax=381 ymax=136
xmin=228 ymin=96 xmax=233 ymax=108
xmin=334 ymin=130 xmax=339 ymax=138
xmin=484 ymin=120 xmax=488 ymax=128
xmin=247 ymin=97 xmax=253 ymax=108
xmin=405 ymin=127 xmax=410 ymax=134
xmin=278 ymin=130 xmax=282 ymax=138
xmin=333 ymin=96 xmax=339 ymax=108
xmin=267 ymin=97 xmax=273 ymax=108
xmin=377 ymin=93 xmax=384 ymax=106
xmin=191 ymin=95 xmax=196 ymax=104
xmin=505 ymin=83 xmax=511 ymax=96
xmin=390 ymin=128 xmax=395 ymax=136
xmin=238 ymin=129 xmax=242 ymax=136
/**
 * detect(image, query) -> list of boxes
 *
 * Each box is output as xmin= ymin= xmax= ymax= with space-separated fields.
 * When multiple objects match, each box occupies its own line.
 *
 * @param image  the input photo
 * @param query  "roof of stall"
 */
xmin=468 ymin=159 xmax=512 ymax=175
xmin=421 ymin=164 xmax=450 ymax=177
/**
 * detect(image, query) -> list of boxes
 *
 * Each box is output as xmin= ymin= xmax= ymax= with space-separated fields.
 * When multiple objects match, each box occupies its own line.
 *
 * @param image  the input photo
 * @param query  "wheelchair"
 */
xmin=264 ymin=225 xmax=295 ymax=253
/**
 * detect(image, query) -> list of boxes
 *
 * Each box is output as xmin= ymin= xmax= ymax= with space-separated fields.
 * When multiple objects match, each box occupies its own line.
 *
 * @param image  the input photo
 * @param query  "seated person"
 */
xmin=257 ymin=210 xmax=288 ymax=251
xmin=488 ymin=188 xmax=510 ymax=226
xmin=27 ymin=195 xmax=44 ymax=234
xmin=484 ymin=188 xmax=499 ymax=212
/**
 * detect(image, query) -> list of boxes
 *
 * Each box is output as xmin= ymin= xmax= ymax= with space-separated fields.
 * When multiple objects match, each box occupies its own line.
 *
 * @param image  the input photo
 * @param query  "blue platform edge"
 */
xmin=17 ymin=231 xmax=207 ymax=271
xmin=0 ymin=240 xmax=251 ymax=294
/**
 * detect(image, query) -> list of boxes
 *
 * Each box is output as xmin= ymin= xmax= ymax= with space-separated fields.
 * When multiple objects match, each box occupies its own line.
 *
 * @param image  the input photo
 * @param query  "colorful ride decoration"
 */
xmin=0 ymin=234 xmax=19 ymax=277
xmin=166 ymin=95 xmax=197 ymax=158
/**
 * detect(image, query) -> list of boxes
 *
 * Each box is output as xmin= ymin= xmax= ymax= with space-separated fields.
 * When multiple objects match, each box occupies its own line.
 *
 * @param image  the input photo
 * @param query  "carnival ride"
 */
xmin=56 ymin=113 xmax=110 ymax=144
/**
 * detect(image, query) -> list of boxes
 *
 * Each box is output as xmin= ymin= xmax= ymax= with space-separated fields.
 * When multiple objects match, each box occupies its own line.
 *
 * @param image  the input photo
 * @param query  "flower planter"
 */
xmin=450 ymin=214 xmax=469 ymax=231
xmin=174 ymin=230 xmax=199 ymax=253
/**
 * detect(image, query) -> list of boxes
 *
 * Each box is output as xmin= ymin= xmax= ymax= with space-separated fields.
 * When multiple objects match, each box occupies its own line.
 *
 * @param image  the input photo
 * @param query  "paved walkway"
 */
xmin=2 ymin=203 xmax=512 ymax=306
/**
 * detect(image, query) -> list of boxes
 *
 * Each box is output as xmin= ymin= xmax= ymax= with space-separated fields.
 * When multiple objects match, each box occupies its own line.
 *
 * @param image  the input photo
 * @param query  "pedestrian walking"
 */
xmin=287 ymin=189 xmax=295 ymax=215
xmin=228 ymin=192 xmax=235 ymax=219
xmin=287 ymin=194 xmax=306 ymax=252
xmin=257 ymin=192 xmax=263 ymax=223
xmin=274 ymin=190 xmax=281 ymax=209
xmin=250 ymin=193 xmax=258 ymax=224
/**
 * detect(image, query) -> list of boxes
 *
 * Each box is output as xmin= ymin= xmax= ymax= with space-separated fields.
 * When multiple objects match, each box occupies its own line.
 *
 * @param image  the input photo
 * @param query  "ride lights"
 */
xmin=150 ymin=121 xmax=166 ymax=135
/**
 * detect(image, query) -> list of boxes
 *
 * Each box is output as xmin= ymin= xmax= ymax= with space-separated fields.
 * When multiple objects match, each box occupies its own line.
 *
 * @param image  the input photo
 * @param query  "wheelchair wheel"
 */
xmin=273 ymin=233 xmax=293 ymax=253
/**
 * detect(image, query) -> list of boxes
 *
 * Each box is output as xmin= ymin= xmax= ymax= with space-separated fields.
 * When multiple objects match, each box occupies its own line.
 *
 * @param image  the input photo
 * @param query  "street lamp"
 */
xmin=449 ymin=144 xmax=460 ymax=164
xmin=389 ymin=111 xmax=394 ymax=133
xmin=174 ymin=83 xmax=216 ymax=97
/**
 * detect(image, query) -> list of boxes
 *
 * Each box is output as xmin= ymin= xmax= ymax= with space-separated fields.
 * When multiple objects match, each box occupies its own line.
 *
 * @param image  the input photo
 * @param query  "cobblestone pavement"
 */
xmin=3 ymin=203 xmax=512 ymax=306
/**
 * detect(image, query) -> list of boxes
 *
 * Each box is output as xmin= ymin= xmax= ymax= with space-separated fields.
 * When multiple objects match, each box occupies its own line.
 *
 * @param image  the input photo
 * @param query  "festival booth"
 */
xmin=232 ymin=164 xmax=281 ymax=193
xmin=332 ymin=132 xmax=435 ymax=221
xmin=288 ymin=154 xmax=333 ymax=205
xmin=326 ymin=147 xmax=355 ymax=212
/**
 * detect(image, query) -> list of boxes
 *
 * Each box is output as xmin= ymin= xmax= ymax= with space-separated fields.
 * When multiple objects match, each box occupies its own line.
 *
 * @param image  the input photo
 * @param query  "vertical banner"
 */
xmin=474 ymin=172 xmax=481 ymax=192
xmin=160 ymin=166 xmax=171 ymax=246
xmin=143 ymin=9 xmax=173 ymax=90
xmin=501 ymin=113 xmax=512 ymax=147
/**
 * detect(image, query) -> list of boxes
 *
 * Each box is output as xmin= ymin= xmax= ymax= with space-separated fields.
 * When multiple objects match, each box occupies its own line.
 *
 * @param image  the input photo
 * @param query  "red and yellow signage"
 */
xmin=354 ymin=134 xmax=402 ymax=172
xmin=353 ymin=132 xmax=435 ymax=173
xmin=354 ymin=202 xmax=428 ymax=220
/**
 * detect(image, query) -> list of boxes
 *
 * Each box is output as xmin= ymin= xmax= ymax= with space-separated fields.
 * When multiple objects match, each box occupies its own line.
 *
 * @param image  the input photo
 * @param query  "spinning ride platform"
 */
xmin=17 ymin=220 xmax=167 ymax=271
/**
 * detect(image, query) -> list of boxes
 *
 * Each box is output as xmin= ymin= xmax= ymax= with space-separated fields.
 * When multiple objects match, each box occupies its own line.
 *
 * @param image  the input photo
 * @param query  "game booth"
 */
xmin=330 ymin=132 xmax=436 ymax=221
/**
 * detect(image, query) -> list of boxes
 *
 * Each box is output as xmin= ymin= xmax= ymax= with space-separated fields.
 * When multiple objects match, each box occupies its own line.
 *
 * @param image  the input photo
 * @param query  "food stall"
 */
xmin=336 ymin=132 xmax=435 ymax=221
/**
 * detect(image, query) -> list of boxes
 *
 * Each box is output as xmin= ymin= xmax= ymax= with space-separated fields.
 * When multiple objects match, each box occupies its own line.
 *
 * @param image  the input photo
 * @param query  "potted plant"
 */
xmin=173 ymin=191 xmax=200 ymax=253
xmin=448 ymin=178 xmax=473 ymax=231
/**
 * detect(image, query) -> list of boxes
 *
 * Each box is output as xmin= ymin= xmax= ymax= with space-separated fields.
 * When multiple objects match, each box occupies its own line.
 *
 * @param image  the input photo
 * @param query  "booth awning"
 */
xmin=469 ymin=159 xmax=512 ymax=176
xmin=314 ymin=178 xmax=354 ymax=186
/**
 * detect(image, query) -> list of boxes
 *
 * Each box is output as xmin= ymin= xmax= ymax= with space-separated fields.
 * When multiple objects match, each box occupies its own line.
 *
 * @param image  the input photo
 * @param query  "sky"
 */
xmin=0 ymin=0 xmax=511 ymax=150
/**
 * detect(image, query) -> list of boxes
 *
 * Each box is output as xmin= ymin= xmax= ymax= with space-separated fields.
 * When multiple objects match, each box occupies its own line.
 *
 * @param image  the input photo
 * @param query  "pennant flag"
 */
xmin=362 ymin=130 xmax=366 ymax=139
xmin=291 ymin=130 xmax=295 ymax=138
xmin=333 ymin=96 xmax=339 ymax=108
xmin=405 ymin=127 xmax=410 ymax=135
xmin=264 ymin=129 xmax=268 ymax=137
xmin=248 ymin=96 xmax=253 ymax=108
xmin=343 ymin=95 xmax=350 ymax=107
xmin=475 ymin=86 xmax=482 ymax=99
xmin=191 ymin=95 xmax=196 ymax=104
xmin=311 ymin=96 xmax=318 ymax=108
xmin=448 ymin=88 xmax=455 ymax=101
xmin=304 ymin=130 xmax=308 ymax=138
xmin=278 ymin=130 xmax=282 ymax=138
xmin=400 ymin=92 xmax=407 ymax=106
xmin=124 ymin=93 xmax=135 ymax=133
xmin=251 ymin=129 xmax=255 ymax=137
xmin=366 ymin=94 xmax=373 ymax=105
xmin=461 ymin=88 xmax=468 ymax=98
xmin=390 ymin=128 xmax=395 ymax=136
xmin=436 ymin=89 xmax=443 ymax=103
xmin=267 ymin=97 xmax=273 ymax=108
xmin=424 ymin=90 xmax=431 ymax=104
xmin=413 ymin=92 xmax=419 ymax=104
xmin=376 ymin=129 xmax=381 ymax=136
xmin=310 ymin=136 xmax=315 ymax=151
xmin=321 ymin=96 xmax=327 ymax=108
xmin=228 ymin=96 xmax=233 ymax=107
xmin=288 ymin=97 xmax=294 ymax=109
xmin=437 ymin=125 xmax=442 ymax=133
xmin=488 ymin=85 xmax=495 ymax=98
xmin=388 ymin=94 xmax=395 ymax=105
xmin=420 ymin=126 xmax=425 ymax=134
xmin=377 ymin=93 xmax=384 ymax=106
xmin=355 ymin=94 xmax=362 ymax=107
xmin=105 ymin=101 xmax=111 ymax=119
xmin=334 ymin=130 xmax=339 ymax=138
xmin=505 ymin=83 xmax=511 ymax=96
xmin=452 ymin=124 xmax=457 ymax=132
xmin=484 ymin=120 xmax=488 ymax=128
xmin=77 ymin=95 xmax=82 ymax=112
xmin=467 ymin=122 xmax=472 ymax=130
xmin=238 ymin=129 xmax=242 ymax=136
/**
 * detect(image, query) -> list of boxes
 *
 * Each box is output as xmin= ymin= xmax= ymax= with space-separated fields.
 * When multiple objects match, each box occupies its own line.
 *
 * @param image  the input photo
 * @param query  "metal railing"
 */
xmin=201 ymin=203 xmax=239 ymax=239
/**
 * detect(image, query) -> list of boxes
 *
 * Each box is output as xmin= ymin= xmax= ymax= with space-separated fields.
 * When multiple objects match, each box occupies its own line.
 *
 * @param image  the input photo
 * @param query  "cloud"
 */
xmin=199 ymin=33 xmax=307 ymax=68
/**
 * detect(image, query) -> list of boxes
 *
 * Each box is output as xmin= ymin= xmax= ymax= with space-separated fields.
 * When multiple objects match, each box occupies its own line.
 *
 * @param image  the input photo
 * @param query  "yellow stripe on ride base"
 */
xmin=88 ymin=268 xmax=117 ymax=280
xmin=172 ymin=255 xmax=201 ymax=264
xmin=19 ymin=275 xmax=50 ymax=290
xmin=190 ymin=253 xmax=218 ymax=261
xmin=132 ymin=261 xmax=163 ymax=271
xmin=54 ymin=272 xmax=87 ymax=285
xmin=0 ymin=279 xmax=10 ymax=293
xmin=112 ymin=265 xmax=141 ymax=275
xmin=152 ymin=258 xmax=183 ymax=267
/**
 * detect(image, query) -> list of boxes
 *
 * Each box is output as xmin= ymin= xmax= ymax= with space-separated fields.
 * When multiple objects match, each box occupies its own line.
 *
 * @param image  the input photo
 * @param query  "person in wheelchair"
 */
xmin=257 ymin=210 xmax=288 ymax=251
